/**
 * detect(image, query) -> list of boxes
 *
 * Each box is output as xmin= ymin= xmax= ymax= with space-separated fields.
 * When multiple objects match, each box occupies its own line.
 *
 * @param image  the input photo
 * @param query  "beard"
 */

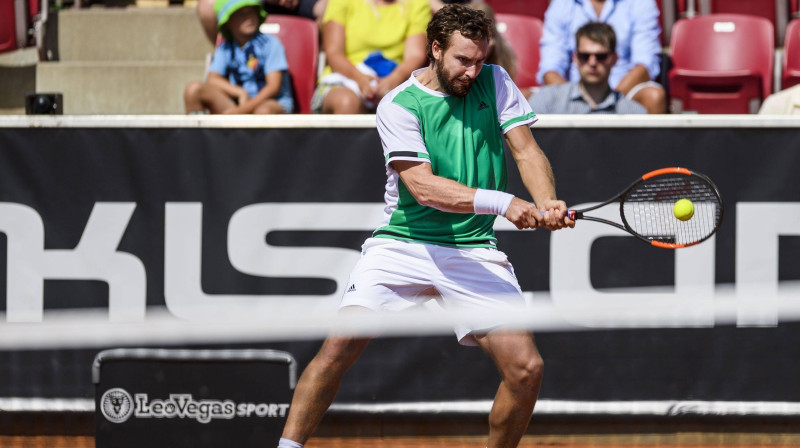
xmin=435 ymin=62 xmax=474 ymax=97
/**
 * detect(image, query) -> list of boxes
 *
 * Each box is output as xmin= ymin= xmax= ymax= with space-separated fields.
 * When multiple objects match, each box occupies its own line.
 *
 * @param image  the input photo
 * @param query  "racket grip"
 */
xmin=540 ymin=210 xmax=577 ymax=220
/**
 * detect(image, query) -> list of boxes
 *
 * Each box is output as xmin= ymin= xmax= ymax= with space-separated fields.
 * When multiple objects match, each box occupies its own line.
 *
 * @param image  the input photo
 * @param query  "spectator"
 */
xmin=184 ymin=0 xmax=294 ymax=114
xmin=528 ymin=22 xmax=646 ymax=114
xmin=758 ymin=84 xmax=800 ymax=114
xmin=196 ymin=0 xmax=328 ymax=45
xmin=311 ymin=0 xmax=430 ymax=114
xmin=468 ymin=1 xmax=517 ymax=81
xmin=537 ymin=0 xmax=666 ymax=114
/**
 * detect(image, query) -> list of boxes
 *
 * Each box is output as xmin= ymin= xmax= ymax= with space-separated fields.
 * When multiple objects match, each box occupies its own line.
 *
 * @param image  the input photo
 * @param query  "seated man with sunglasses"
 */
xmin=535 ymin=0 xmax=665 ymax=114
xmin=528 ymin=22 xmax=646 ymax=114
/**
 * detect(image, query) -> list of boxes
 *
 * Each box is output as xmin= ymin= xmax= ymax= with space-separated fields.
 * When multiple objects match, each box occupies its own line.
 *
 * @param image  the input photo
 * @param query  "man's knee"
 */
xmin=519 ymin=356 xmax=545 ymax=387
xmin=634 ymin=86 xmax=667 ymax=114
xmin=505 ymin=354 xmax=544 ymax=393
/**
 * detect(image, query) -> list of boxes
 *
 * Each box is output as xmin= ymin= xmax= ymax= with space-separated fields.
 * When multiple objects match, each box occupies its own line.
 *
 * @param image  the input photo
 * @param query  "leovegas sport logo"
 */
xmin=100 ymin=388 xmax=290 ymax=424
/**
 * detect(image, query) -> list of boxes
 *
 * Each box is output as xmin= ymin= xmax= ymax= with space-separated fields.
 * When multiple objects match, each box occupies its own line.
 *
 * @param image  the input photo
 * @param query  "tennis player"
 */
xmin=277 ymin=5 xmax=574 ymax=448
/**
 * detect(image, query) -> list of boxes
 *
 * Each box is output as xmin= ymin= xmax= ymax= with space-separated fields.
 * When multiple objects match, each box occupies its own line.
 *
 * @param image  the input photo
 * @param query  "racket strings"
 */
xmin=622 ymin=174 xmax=722 ymax=246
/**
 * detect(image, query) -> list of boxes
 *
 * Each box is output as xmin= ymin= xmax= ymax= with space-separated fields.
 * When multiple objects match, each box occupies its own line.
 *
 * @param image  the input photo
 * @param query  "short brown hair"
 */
xmin=426 ymin=4 xmax=492 ymax=62
xmin=575 ymin=22 xmax=617 ymax=52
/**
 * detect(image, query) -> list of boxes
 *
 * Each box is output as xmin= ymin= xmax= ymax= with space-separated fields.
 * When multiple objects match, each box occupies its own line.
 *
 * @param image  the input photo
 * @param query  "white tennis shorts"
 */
xmin=339 ymin=238 xmax=526 ymax=346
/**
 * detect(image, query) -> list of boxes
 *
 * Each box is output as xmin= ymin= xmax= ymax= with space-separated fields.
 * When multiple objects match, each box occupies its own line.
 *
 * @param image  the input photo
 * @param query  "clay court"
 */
xmin=3 ymin=413 xmax=800 ymax=447
xmin=3 ymin=434 xmax=800 ymax=448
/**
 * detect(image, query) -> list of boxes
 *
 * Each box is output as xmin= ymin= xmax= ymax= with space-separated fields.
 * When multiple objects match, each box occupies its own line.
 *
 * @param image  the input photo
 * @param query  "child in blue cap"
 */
xmin=184 ymin=0 xmax=294 ymax=114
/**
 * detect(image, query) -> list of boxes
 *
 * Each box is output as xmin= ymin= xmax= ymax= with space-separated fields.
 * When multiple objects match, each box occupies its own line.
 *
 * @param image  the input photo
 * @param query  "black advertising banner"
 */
xmin=0 ymin=121 xmax=799 ymax=407
xmin=93 ymin=349 xmax=296 ymax=448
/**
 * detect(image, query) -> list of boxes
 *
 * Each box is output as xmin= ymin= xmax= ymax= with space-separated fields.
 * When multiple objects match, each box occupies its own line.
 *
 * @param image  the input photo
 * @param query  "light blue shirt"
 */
xmin=210 ymin=32 xmax=294 ymax=112
xmin=536 ymin=0 xmax=662 ymax=89
xmin=528 ymin=82 xmax=647 ymax=114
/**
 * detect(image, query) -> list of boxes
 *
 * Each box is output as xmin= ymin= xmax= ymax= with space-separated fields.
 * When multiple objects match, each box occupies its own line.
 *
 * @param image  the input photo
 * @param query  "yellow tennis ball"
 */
xmin=673 ymin=198 xmax=694 ymax=221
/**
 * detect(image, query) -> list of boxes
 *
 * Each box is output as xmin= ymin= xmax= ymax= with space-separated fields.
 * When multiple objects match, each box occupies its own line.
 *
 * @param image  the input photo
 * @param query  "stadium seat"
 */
xmin=783 ymin=19 xmax=800 ymax=88
xmin=259 ymin=15 xmax=319 ymax=114
xmin=28 ymin=0 xmax=39 ymax=18
xmin=668 ymin=14 xmax=774 ymax=113
xmin=793 ymin=0 xmax=799 ymax=17
xmin=0 ymin=5 xmax=17 ymax=54
xmin=1 ymin=0 xmax=43 ymax=55
xmin=0 ymin=0 xmax=27 ymax=53
xmin=485 ymin=0 xmax=548 ymax=20
xmin=494 ymin=13 xmax=543 ymax=89
xmin=698 ymin=0 xmax=788 ymax=44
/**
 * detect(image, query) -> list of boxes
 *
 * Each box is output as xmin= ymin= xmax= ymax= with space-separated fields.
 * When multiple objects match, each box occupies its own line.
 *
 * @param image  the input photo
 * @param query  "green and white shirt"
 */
xmin=374 ymin=64 xmax=537 ymax=248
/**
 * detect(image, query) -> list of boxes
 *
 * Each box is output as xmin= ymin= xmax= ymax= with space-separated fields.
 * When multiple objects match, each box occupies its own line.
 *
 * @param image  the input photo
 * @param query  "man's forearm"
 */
xmin=394 ymin=161 xmax=499 ymax=214
xmin=615 ymin=64 xmax=651 ymax=95
xmin=405 ymin=174 xmax=480 ymax=214
xmin=516 ymin=149 xmax=557 ymax=210
xmin=543 ymin=71 xmax=568 ymax=85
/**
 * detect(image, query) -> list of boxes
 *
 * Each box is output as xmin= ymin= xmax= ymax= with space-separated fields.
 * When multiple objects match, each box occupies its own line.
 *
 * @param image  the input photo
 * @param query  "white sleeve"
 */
xmin=492 ymin=65 xmax=538 ymax=133
xmin=376 ymin=100 xmax=430 ymax=165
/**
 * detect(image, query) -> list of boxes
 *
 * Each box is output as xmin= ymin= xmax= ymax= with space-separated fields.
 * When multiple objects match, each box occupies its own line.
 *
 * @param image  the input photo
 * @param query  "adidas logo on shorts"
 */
xmin=346 ymin=284 xmax=356 ymax=293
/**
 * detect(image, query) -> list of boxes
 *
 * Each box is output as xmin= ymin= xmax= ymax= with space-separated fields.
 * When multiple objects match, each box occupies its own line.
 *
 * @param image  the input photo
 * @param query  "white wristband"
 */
xmin=473 ymin=189 xmax=515 ymax=216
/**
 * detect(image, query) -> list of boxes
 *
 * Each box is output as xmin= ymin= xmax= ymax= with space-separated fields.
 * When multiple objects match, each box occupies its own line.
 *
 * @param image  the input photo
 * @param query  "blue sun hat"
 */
xmin=214 ymin=0 xmax=267 ymax=39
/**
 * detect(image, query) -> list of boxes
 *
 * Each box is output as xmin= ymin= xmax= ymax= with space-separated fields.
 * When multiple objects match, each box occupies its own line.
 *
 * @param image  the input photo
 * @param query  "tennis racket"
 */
xmin=564 ymin=167 xmax=723 ymax=249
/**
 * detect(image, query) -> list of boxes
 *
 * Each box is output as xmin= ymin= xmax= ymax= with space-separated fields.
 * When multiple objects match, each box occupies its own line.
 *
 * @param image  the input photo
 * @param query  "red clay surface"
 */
xmin=3 ymin=436 xmax=800 ymax=448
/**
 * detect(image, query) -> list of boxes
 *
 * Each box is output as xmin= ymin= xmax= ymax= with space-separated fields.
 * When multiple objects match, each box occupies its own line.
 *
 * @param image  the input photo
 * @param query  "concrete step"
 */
xmin=0 ymin=48 xmax=38 ymax=111
xmin=57 ymin=7 xmax=213 ymax=62
xmin=36 ymin=60 xmax=206 ymax=114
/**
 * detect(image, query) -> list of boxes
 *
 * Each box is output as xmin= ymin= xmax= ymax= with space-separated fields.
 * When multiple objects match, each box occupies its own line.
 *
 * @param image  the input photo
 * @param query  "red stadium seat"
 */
xmin=793 ymin=0 xmax=799 ymax=17
xmin=668 ymin=14 xmax=774 ymax=114
xmin=259 ymin=15 xmax=319 ymax=114
xmin=1 ymin=0 xmax=22 ymax=53
xmin=783 ymin=19 xmax=800 ymax=88
xmin=698 ymin=0 xmax=788 ymax=44
xmin=28 ymin=0 xmax=39 ymax=18
xmin=494 ymin=13 xmax=543 ymax=89
xmin=485 ymin=0 xmax=548 ymax=20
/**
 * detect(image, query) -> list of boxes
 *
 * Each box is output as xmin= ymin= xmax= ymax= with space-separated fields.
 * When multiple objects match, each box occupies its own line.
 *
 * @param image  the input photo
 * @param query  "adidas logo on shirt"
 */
xmin=478 ymin=101 xmax=489 ymax=111
xmin=346 ymin=284 xmax=356 ymax=293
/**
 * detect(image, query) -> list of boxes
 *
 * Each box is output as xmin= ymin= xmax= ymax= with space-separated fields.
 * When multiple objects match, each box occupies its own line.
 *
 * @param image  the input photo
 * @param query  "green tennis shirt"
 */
xmin=373 ymin=65 xmax=537 ymax=248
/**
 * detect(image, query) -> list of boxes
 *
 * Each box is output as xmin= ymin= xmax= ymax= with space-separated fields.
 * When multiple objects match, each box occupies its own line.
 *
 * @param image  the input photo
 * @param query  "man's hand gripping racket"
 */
xmin=557 ymin=167 xmax=723 ymax=249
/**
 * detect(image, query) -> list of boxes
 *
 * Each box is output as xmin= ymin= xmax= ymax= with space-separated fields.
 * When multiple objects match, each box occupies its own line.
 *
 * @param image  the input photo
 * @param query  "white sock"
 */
xmin=277 ymin=438 xmax=303 ymax=448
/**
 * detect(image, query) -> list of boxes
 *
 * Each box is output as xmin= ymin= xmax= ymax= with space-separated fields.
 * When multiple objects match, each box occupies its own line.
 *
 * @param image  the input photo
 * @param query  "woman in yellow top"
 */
xmin=312 ymin=0 xmax=431 ymax=114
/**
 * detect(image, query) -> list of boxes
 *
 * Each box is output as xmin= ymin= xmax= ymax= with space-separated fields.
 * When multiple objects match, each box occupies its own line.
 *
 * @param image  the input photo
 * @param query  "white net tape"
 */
xmin=2 ymin=282 xmax=800 ymax=350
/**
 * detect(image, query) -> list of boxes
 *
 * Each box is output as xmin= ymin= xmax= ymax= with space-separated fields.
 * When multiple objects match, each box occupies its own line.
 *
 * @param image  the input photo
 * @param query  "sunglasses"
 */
xmin=576 ymin=52 xmax=611 ymax=63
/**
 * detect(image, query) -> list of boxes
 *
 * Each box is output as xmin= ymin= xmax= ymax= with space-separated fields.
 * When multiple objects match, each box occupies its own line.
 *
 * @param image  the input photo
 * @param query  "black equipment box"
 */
xmin=25 ymin=92 xmax=63 ymax=114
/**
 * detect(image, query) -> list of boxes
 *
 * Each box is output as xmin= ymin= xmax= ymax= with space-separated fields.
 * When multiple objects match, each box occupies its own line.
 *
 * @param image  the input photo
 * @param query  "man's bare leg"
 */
xmin=280 ymin=334 xmax=371 ymax=444
xmin=632 ymin=85 xmax=668 ymax=114
xmin=474 ymin=331 xmax=544 ymax=448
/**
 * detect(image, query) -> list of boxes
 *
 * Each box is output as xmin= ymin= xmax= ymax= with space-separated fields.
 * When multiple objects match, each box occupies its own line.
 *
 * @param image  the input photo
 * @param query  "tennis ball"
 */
xmin=673 ymin=198 xmax=694 ymax=221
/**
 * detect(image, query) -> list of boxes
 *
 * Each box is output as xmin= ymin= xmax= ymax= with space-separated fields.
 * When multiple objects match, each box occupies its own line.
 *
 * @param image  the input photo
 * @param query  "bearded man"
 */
xmin=276 ymin=5 xmax=573 ymax=448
